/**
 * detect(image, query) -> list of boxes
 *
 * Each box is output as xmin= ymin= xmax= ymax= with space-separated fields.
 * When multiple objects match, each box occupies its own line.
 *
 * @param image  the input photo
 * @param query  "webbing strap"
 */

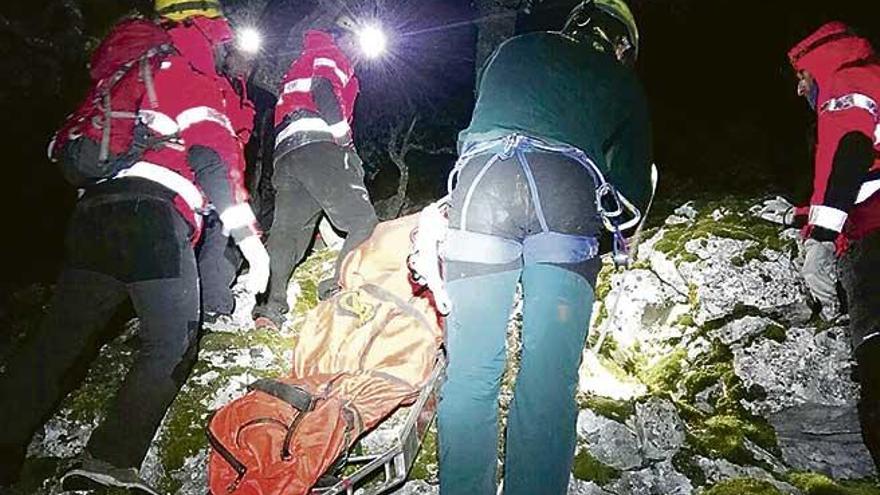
xmin=140 ymin=57 xmax=158 ymax=108
xmin=248 ymin=379 xmax=316 ymax=412
xmin=99 ymin=93 xmax=112 ymax=162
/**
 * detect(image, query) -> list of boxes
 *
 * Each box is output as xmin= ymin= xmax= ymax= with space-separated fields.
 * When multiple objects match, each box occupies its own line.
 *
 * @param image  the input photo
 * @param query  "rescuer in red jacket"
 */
xmin=253 ymin=19 xmax=378 ymax=330
xmin=194 ymin=37 xmax=259 ymax=322
xmin=789 ymin=21 xmax=880 ymax=470
xmin=0 ymin=3 xmax=269 ymax=491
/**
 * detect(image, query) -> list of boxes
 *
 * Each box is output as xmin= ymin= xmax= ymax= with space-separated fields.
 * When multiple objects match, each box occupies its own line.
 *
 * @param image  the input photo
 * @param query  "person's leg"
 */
xmin=840 ymin=231 xmax=880 ymax=469
xmin=501 ymin=147 xmax=601 ymax=494
xmin=0 ymin=269 xmax=126 ymax=483
xmin=86 ymin=213 xmax=200 ymax=469
xmin=855 ymin=339 xmax=880 ymax=470
xmin=253 ymin=153 xmax=323 ymax=326
xmin=503 ymin=263 xmax=595 ymax=495
xmin=197 ymin=211 xmax=236 ymax=318
xmin=438 ymin=264 xmax=520 ymax=495
xmin=295 ymin=144 xmax=378 ymax=288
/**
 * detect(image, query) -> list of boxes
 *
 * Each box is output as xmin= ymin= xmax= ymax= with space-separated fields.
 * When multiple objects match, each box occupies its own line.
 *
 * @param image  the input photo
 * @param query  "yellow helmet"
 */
xmin=155 ymin=0 xmax=224 ymax=22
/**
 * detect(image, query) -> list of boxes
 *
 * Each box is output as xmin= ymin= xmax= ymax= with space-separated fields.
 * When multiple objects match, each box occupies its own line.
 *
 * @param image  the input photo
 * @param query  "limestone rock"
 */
xmin=770 ymin=403 xmax=876 ymax=480
xmin=634 ymin=397 xmax=687 ymax=461
xmin=577 ymin=409 xmax=643 ymax=470
xmin=733 ymin=326 xmax=858 ymax=416
xmin=607 ymin=460 xmax=693 ymax=495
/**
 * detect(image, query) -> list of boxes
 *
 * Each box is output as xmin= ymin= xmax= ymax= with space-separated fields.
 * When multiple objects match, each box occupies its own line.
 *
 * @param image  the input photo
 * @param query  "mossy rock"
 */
xmin=651 ymin=199 xmax=791 ymax=263
xmin=788 ymin=472 xmax=880 ymax=495
xmin=581 ymin=394 xmax=635 ymax=423
xmin=703 ymin=477 xmax=784 ymax=495
xmin=638 ymin=348 xmax=687 ymax=393
xmin=571 ymin=447 xmax=621 ymax=484
xmin=409 ymin=423 xmax=439 ymax=482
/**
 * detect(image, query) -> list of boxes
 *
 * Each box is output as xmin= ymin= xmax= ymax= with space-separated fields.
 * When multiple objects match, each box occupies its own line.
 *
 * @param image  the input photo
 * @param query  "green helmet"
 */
xmin=562 ymin=0 xmax=639 ymax=65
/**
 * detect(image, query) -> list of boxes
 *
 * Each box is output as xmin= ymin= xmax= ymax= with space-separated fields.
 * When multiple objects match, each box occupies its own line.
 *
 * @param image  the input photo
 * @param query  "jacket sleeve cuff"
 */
xmin=808 ymin=204 xmax=848 ymax=233
xmin=219 ymin=203 xmax=260 ymax=242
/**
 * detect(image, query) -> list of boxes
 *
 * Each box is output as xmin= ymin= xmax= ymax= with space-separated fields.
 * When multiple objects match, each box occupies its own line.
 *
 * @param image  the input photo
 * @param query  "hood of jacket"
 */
xmin=788 ymin=22 xmax=875 ymax=99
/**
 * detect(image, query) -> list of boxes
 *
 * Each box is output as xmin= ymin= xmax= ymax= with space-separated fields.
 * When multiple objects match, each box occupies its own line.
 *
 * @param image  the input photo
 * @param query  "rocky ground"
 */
xmin=4 ymin=198 xmax=880 ymax=494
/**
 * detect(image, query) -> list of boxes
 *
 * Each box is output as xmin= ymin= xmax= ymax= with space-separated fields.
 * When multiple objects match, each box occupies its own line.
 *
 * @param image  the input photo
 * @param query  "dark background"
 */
xmin=1 ymin=0 xmax=879 ymax=301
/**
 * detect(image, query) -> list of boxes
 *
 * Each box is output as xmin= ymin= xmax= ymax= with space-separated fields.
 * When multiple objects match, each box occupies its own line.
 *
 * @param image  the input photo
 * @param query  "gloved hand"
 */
xmin=238 ymin=235 xmax=270 ymax=294
xmin=801 ymin=238 xmax=839 ymax=319
xmin=756 ymin=196 xmax=795 ymax=225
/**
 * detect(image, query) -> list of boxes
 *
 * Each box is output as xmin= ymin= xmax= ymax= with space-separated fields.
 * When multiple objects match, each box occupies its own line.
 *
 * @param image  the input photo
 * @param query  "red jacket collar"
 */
xmin=788 ymin=22 xmax=875 ymax=90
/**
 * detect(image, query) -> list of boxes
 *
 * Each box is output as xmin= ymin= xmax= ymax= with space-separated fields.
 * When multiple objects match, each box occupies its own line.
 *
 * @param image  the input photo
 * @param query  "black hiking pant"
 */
xmin=0 ymin=180 xmax=200 ymax=482
xmin=840 ymin=229 xmax=880 ymax=470
xmin=253 ymin=142 xmax=377 ymax=326
xmin=197 ymin=211 xmax=238 ymax=317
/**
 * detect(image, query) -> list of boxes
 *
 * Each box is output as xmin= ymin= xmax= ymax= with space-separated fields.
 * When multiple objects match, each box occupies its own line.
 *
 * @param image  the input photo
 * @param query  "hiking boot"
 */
xmin=60 ymin=455 xmax=160 ymax=495
xmin=254 ymin=315 xmax=280 ymax=331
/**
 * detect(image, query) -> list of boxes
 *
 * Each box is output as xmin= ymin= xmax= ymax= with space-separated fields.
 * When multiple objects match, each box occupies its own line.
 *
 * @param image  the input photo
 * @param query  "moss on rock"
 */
xmin=409 ymin=423 xmax=438 ymax=481
xmin=638 ymin=348 xmax=687 ymax=393
xmin=571 ymin=447 xmax=621 ymax=484
xmin=581 ymin=394 xmax=635 ymax=423
xmin=652 ymin=199 xmax=791 ymax=264
xmin=703 ymin=477 xmax=784 ymax=495
xmin=788 ymin=472 xmax=880 ymax=495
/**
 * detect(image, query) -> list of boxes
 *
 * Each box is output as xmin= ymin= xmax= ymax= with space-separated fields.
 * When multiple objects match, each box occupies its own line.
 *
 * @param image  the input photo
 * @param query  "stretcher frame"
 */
xmin=311 ymin=355 xmax=446 ymax=495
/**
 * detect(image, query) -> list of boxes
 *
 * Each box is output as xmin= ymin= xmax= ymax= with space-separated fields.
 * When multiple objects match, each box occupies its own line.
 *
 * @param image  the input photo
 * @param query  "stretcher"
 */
xmin=311 ymin=355 xmax=445 ymax=495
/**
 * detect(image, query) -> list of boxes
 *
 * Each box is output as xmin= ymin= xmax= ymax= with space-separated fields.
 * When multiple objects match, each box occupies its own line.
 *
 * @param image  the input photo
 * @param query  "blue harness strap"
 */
xmin=447 ymin=134 xmax=635 ymax=266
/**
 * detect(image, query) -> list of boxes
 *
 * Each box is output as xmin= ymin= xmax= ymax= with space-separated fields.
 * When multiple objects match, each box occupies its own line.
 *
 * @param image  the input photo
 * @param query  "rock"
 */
xmin=733 ymin=326 xmax=858 ymax=416
xmin=607 ymin=460 xmax=693 ymax=495
xmin=568 ymin=477 xmax=614 ymax=494
xmin=390 ymin=479 xmax=440 ymax=495
xmin=579 ymin=351 xmax=647 ymax=401
xmin=634 ymin=397 xmax=687 ymax=461
xmin=675 ymin=202 xmax=699 ymax=220
xmin=677 ymin=237 xmax=806 ymax=324
xmin=595 ymin=268 xmax=686 ymax=350
xmin=770 ymin=403 xmax=876 ymax=480
xmin=711 ymin=316 xmax=777 ymax=347
xmin=696 ymin=457 xmax=799 ymax=494
xmin=577 ymin=410 xmax=643 ymax=470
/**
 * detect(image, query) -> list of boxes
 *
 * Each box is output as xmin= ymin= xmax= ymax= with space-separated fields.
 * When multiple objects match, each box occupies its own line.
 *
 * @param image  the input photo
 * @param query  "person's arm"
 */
xmin=310 ymin=51 xmax=355 ymax=140
xmin=807 ymin=84 xmax=877 ymax=241
xmin=148 ymin=63 xmax=269 ymax=291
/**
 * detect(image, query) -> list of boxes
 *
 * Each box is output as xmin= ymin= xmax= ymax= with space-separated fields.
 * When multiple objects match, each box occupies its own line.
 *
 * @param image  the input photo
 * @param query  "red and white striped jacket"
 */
xmin=789 ymin=22 xmax=880 ymax=246
xmin=274 ymin=30 xmax=359 ymax=158
xmin=131 ymin=52 xmax=257 ymax=243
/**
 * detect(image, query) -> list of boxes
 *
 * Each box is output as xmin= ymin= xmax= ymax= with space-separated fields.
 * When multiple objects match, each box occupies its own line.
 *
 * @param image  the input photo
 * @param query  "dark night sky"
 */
xmin=1 ymin=0 xmax=880 ymax=299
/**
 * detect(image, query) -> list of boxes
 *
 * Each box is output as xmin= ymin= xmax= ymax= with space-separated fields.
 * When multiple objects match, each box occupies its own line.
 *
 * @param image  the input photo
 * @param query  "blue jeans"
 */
xmin=438 ymin=263 xmax=595 ymax=495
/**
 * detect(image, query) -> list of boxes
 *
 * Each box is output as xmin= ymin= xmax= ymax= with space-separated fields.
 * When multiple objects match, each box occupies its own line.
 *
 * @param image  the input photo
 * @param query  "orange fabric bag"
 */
xmin=207 ymin=215 xmax=443 ymax=494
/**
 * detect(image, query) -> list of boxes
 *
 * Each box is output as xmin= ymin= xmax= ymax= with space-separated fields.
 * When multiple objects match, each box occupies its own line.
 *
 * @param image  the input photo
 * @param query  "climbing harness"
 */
xmin=448 ymin=134 xmax=642 ymax=268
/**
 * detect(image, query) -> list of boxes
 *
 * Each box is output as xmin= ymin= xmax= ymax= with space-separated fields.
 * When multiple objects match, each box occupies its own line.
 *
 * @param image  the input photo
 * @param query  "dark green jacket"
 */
xmin=459 ymin=31 xmax=653 ymax=212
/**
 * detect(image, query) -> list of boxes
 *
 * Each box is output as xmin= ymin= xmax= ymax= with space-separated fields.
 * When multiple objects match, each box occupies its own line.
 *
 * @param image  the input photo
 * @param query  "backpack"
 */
xmin=207 ymin=214 xmax=444 ymax=495
xmin=49 ymin=18 xmax=175 ymax=186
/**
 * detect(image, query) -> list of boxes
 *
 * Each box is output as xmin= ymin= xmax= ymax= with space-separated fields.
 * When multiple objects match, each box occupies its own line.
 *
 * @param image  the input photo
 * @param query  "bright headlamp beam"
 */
xmin=237 ymin=27 xmax=262 ymax=55
xmin=357 ymin=25 xmax=387 ymax=59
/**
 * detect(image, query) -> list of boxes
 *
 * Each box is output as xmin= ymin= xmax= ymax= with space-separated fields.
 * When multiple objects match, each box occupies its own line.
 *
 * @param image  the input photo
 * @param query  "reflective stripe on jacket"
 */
xmin=274 ymin=30 xmax=359 ymax=153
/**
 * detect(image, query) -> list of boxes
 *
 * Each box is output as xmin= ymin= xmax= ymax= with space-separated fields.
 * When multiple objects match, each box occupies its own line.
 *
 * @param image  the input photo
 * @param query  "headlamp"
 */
xmin=236 ymin=27 xmax=262 ymax=55
xmin=357 ymin=25 xmax=388 ymax=59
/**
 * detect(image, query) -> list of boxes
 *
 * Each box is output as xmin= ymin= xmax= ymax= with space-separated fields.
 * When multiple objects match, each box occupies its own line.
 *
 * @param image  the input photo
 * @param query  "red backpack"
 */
xmin=49 ymin=17 xmax=175 ymax=186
